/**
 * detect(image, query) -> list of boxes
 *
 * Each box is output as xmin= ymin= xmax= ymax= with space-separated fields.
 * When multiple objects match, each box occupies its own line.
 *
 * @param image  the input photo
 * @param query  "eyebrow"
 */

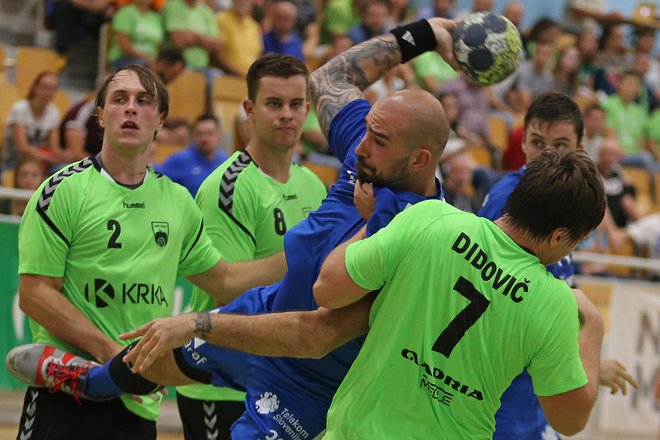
xmin=364 ymin=117 xmax=389 ymax=140
xmin=529 ymin=132 xmax=570 ymax=143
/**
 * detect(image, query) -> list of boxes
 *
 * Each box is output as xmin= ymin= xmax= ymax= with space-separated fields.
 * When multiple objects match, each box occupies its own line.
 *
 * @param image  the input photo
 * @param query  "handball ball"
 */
xmin=452 ymin=12 xmax=522 ymax=85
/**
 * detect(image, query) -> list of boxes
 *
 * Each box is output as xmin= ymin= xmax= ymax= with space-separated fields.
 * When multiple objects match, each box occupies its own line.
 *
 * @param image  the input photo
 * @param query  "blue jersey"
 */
xmin=478 ymin=165 xmax=567 ymax=440
xmin=179 ymin=100 xmax=444 ymax=439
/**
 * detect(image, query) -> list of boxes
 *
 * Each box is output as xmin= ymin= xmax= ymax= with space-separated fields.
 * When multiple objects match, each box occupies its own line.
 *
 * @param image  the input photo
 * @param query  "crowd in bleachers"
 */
xmin=1 ymin=0 xmax=660 ymax=280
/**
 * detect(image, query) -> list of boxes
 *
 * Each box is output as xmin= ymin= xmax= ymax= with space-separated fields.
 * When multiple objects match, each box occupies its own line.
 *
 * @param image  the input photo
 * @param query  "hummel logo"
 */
xmin=402 ymin=30 xmax=415 ymax=46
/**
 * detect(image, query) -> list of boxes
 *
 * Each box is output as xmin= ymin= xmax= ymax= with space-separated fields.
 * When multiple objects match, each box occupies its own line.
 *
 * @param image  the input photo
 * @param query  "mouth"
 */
xmin=120 ymin=121 xmax=140 ymax=130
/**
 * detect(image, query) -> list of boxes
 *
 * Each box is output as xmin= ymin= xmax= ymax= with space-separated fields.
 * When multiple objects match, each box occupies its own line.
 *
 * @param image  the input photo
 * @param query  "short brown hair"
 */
xmin=504 ymin=149 xmax=605 ymax=244
xmin=246 ymin=54 xmax=308 ymax=102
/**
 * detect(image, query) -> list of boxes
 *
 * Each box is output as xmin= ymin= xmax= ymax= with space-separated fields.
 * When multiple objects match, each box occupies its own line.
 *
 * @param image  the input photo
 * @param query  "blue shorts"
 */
xmin=175 ymin=285 xmax=278 ymax=390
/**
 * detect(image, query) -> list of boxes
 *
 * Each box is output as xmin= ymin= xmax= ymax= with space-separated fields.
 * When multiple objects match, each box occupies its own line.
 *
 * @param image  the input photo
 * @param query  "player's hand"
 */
xmin=427 ymin=18 xmax=460 ymax=71
xmin=354 ymin=179 xmax=375 ymax=221
xmin=598 ymin=358 xmax=638 ymax=395
xmin=119 ymin=314 xmax=198 ymax=373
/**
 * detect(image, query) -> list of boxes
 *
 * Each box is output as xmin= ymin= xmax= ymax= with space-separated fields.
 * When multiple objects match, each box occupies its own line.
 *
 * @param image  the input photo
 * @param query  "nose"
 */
xmin=124 ymin=97 xmax=138 ymax=115
xmin=279 ymin=104 xmax=294 ymax=120
xmin=355 ymin=135 xmax=368 ymax=158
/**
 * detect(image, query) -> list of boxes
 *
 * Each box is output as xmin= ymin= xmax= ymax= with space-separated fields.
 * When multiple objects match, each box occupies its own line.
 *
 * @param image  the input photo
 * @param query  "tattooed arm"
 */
xmin=310 ymin=17 xmax=458 ymax=137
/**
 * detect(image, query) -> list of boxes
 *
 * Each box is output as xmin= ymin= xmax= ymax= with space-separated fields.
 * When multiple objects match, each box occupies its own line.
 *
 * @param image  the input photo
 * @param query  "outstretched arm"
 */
xmin=120 ymin=295 xmax=374 ymax=376
xmin=310 ymin=18 xmax=458 ymax=137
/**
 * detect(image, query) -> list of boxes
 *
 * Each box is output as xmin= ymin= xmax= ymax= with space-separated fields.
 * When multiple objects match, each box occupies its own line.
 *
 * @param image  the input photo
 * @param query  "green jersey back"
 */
xmin=325 ymin=200 xmax=586 ymax=439
xmin=18 ymin=158 xmax=220 ymax=420
xmin=178 ymin=150 xmax=327 ymax=400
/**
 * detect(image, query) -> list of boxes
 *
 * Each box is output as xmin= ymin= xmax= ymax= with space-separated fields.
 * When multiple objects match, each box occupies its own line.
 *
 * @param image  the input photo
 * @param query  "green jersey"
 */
xmin=18 ymin=157 xmax=221 ymax=420
xmin=325 ymin=200 xmax=586 ymax=439
xmin=177 ymin=150 xmax=327 ymax=401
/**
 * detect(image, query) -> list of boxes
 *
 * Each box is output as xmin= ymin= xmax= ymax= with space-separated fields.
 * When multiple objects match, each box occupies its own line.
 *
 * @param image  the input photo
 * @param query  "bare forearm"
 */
xmin=200 ymin=297 xmax=372 ymax=358
xmin=19 ymin=280 xmax=121 ymax=363
xmin=578 ymin=311 xmax=604 ymax=406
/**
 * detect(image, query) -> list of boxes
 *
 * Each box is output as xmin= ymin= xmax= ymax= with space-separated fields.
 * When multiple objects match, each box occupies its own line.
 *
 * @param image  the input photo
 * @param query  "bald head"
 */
xmin=376 ymin=89 xmax=449 ymax=160
xmin=503 ymin=1 xmax=523 ymax=27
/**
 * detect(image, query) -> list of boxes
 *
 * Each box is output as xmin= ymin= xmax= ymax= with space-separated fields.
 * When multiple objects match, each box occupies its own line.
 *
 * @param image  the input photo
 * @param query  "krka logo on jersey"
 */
xmin=84 ymin=278 xmax=168 ymax=307
xmin=151 ymin=221 xmax=169 ymax=247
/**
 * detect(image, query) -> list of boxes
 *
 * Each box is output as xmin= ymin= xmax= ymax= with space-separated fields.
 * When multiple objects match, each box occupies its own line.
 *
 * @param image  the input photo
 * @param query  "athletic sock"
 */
xmin=86 ymin=363 xmax=122 ymax=398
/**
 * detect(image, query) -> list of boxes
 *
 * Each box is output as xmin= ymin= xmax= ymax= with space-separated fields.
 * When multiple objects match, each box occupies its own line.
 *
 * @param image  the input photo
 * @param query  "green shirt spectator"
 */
xmin=108 ymin=3 xmax=164 ymax=66
xmin=163 ymin=0 xmax=219 ymax=70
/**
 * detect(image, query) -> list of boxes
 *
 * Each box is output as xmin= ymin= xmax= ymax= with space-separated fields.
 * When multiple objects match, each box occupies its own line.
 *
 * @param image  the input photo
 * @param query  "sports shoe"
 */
xmin=5 ymin=344 xmax=108 ymax=403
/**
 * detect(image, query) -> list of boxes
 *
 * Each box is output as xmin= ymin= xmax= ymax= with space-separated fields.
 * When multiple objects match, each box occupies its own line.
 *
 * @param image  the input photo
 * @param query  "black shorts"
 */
xmin=16 ymin=386 xmax=156 ymax=440
xmin=176 ymin=393 xmax=245 ymax=440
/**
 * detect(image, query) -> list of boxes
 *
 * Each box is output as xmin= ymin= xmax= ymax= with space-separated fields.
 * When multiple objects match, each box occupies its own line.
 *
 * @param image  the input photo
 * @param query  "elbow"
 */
xmin=313 ymin=278 xmax=332 ymax=309
xmin=551 ymin=416 xmax=589 ymax=437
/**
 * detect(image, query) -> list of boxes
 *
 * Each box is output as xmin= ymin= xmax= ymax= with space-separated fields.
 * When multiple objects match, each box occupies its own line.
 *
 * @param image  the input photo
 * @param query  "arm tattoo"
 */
xmin=193 ymin=312 xmax=212 ymax=339
xmin=310 ymin=34 xmax=402 ymax=137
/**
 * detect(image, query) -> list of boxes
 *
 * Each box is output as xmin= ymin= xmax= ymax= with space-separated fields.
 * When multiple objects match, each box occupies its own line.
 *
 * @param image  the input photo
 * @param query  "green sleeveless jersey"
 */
xmin=325 ymin=200 xmax=586 ymax=439
xmin=177 ymin=150 xmax=327 ymax=400
xmin=18 ymin=158 xmax=221 ymax=420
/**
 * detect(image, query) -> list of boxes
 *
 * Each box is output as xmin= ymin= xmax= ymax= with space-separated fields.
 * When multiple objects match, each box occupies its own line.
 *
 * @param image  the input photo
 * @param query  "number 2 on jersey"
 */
xmin=107 ymin=220 xmax=122 ymax=249
xmin=433 ymin=276 xmax=490 ymax=357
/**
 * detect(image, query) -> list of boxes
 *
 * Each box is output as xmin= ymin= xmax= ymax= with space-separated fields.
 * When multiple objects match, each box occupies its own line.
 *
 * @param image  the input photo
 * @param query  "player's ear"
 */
xmin=243 ymin=99 xmax=255 ymax=121
xmin=548 ymin=227 xmax=569 ymax=247
xmin=97 ymin=107 xmax=105 ymax=128
xmin=411 ymin=147 xmax=432 ymax=169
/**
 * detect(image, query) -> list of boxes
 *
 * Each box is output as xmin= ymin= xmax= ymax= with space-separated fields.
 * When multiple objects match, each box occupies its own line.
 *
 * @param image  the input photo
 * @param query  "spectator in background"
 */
xmin=263 ymin=1 xmax=305 ymax=61
xmin=388 ymin=0 xmax=413 ymax=26
xmin=48 ymin=0 xmax=116 ymax=66
xmin=2 ymin=72 xmax=68 ymax=176
xmin=553 ymin=45 xmax=581 ymax=97
xmin=411 ymin=51 xmax=458 ymax=92
xmin=280 ymin=0 xmax=320 ymax=60
xmin=515 ymin=41 xmax=555 ymax=110
xmin=163 ymin=0 xmax=241 ymax=75
xmin=576 ymin=28 xmax=599 ymax=91
xmin=216 ymin=0 xmax=263 ymax=76
xmin=347 ymin=0 xmax=390 ymax=45
xmin=582 ymin=103 xmax=607 ymax=162
xmin=59 ymin=97 xmax=103 ymax=160
xmin=593 ymin=25 xmax=627 ymax=95
xmin=601 ymin=70 xmax=658 ymax=169
xmin=364 ymin=64 xmax=417 ymax=104
xmin=156 ymin=114 xmax=228 ymax=196
xmin=521 ymin=17 xmax=559 ymax=57
xmin=631 ymin=52 xmax=659 ymax=112
xmin=438 ymin=74 xmax=492 ymax=147
xmin=152 ymin=47 xmax=187 ymax=84
xmin=631 ymin=27 xmax=660 ymax=99
xmin=416 ymin=0 xmax=456 ymax=20
xmin=501 ymin=1 xmax=523 ymax=31
xmin=320 ymin=0 xmax=365 ymax=44
xmin=0 ymin=158 xmax=47 ymax=216
xmin=107 ymin=0 xmax=165 ymax=69
xmin=440 ymin=151 xmax=480 ymax=213
xmin=596 ymin=137 xmax=642 ymax=228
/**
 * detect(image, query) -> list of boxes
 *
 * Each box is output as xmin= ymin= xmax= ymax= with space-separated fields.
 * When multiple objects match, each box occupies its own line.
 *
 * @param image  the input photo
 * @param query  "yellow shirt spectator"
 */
xmin=217 ymin=9 xmax=263 ymax=75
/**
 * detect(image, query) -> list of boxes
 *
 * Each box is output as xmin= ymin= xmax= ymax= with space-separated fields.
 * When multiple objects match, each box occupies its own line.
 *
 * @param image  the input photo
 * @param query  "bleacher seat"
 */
xmin=487 ymin=114 xmax=508 ymax=152
xmin=15 ymin=46 xmax=61 ymax=96
xmin=301 ymin=160 xmax=339 ymax=188
xmin=167 ymin=70 xmax=207 ymax=124
xmin=621 ymin=166 xmax=654 ymax=216
xmin=213 ymin=75 xmax=248 ymax=151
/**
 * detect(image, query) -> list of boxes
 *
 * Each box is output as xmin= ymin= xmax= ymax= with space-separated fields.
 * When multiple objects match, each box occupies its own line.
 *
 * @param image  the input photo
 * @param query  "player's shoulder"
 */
xmin=291 ymin=162 xmax=326 ymax=187
xmin=30 ymin=158 xmax=96 ymax=213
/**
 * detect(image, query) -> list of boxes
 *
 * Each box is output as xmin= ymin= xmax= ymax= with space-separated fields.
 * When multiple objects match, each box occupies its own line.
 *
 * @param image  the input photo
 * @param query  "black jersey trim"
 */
xmin=35 ymin=157 xmax=93 ymax=245
xmin=180 ymin=220 xmax=205 ymax=264
xmin=173 ymin=346 xmax=213 ymax=384
xmin=218 ymin=150 xmax=257 ymax=246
